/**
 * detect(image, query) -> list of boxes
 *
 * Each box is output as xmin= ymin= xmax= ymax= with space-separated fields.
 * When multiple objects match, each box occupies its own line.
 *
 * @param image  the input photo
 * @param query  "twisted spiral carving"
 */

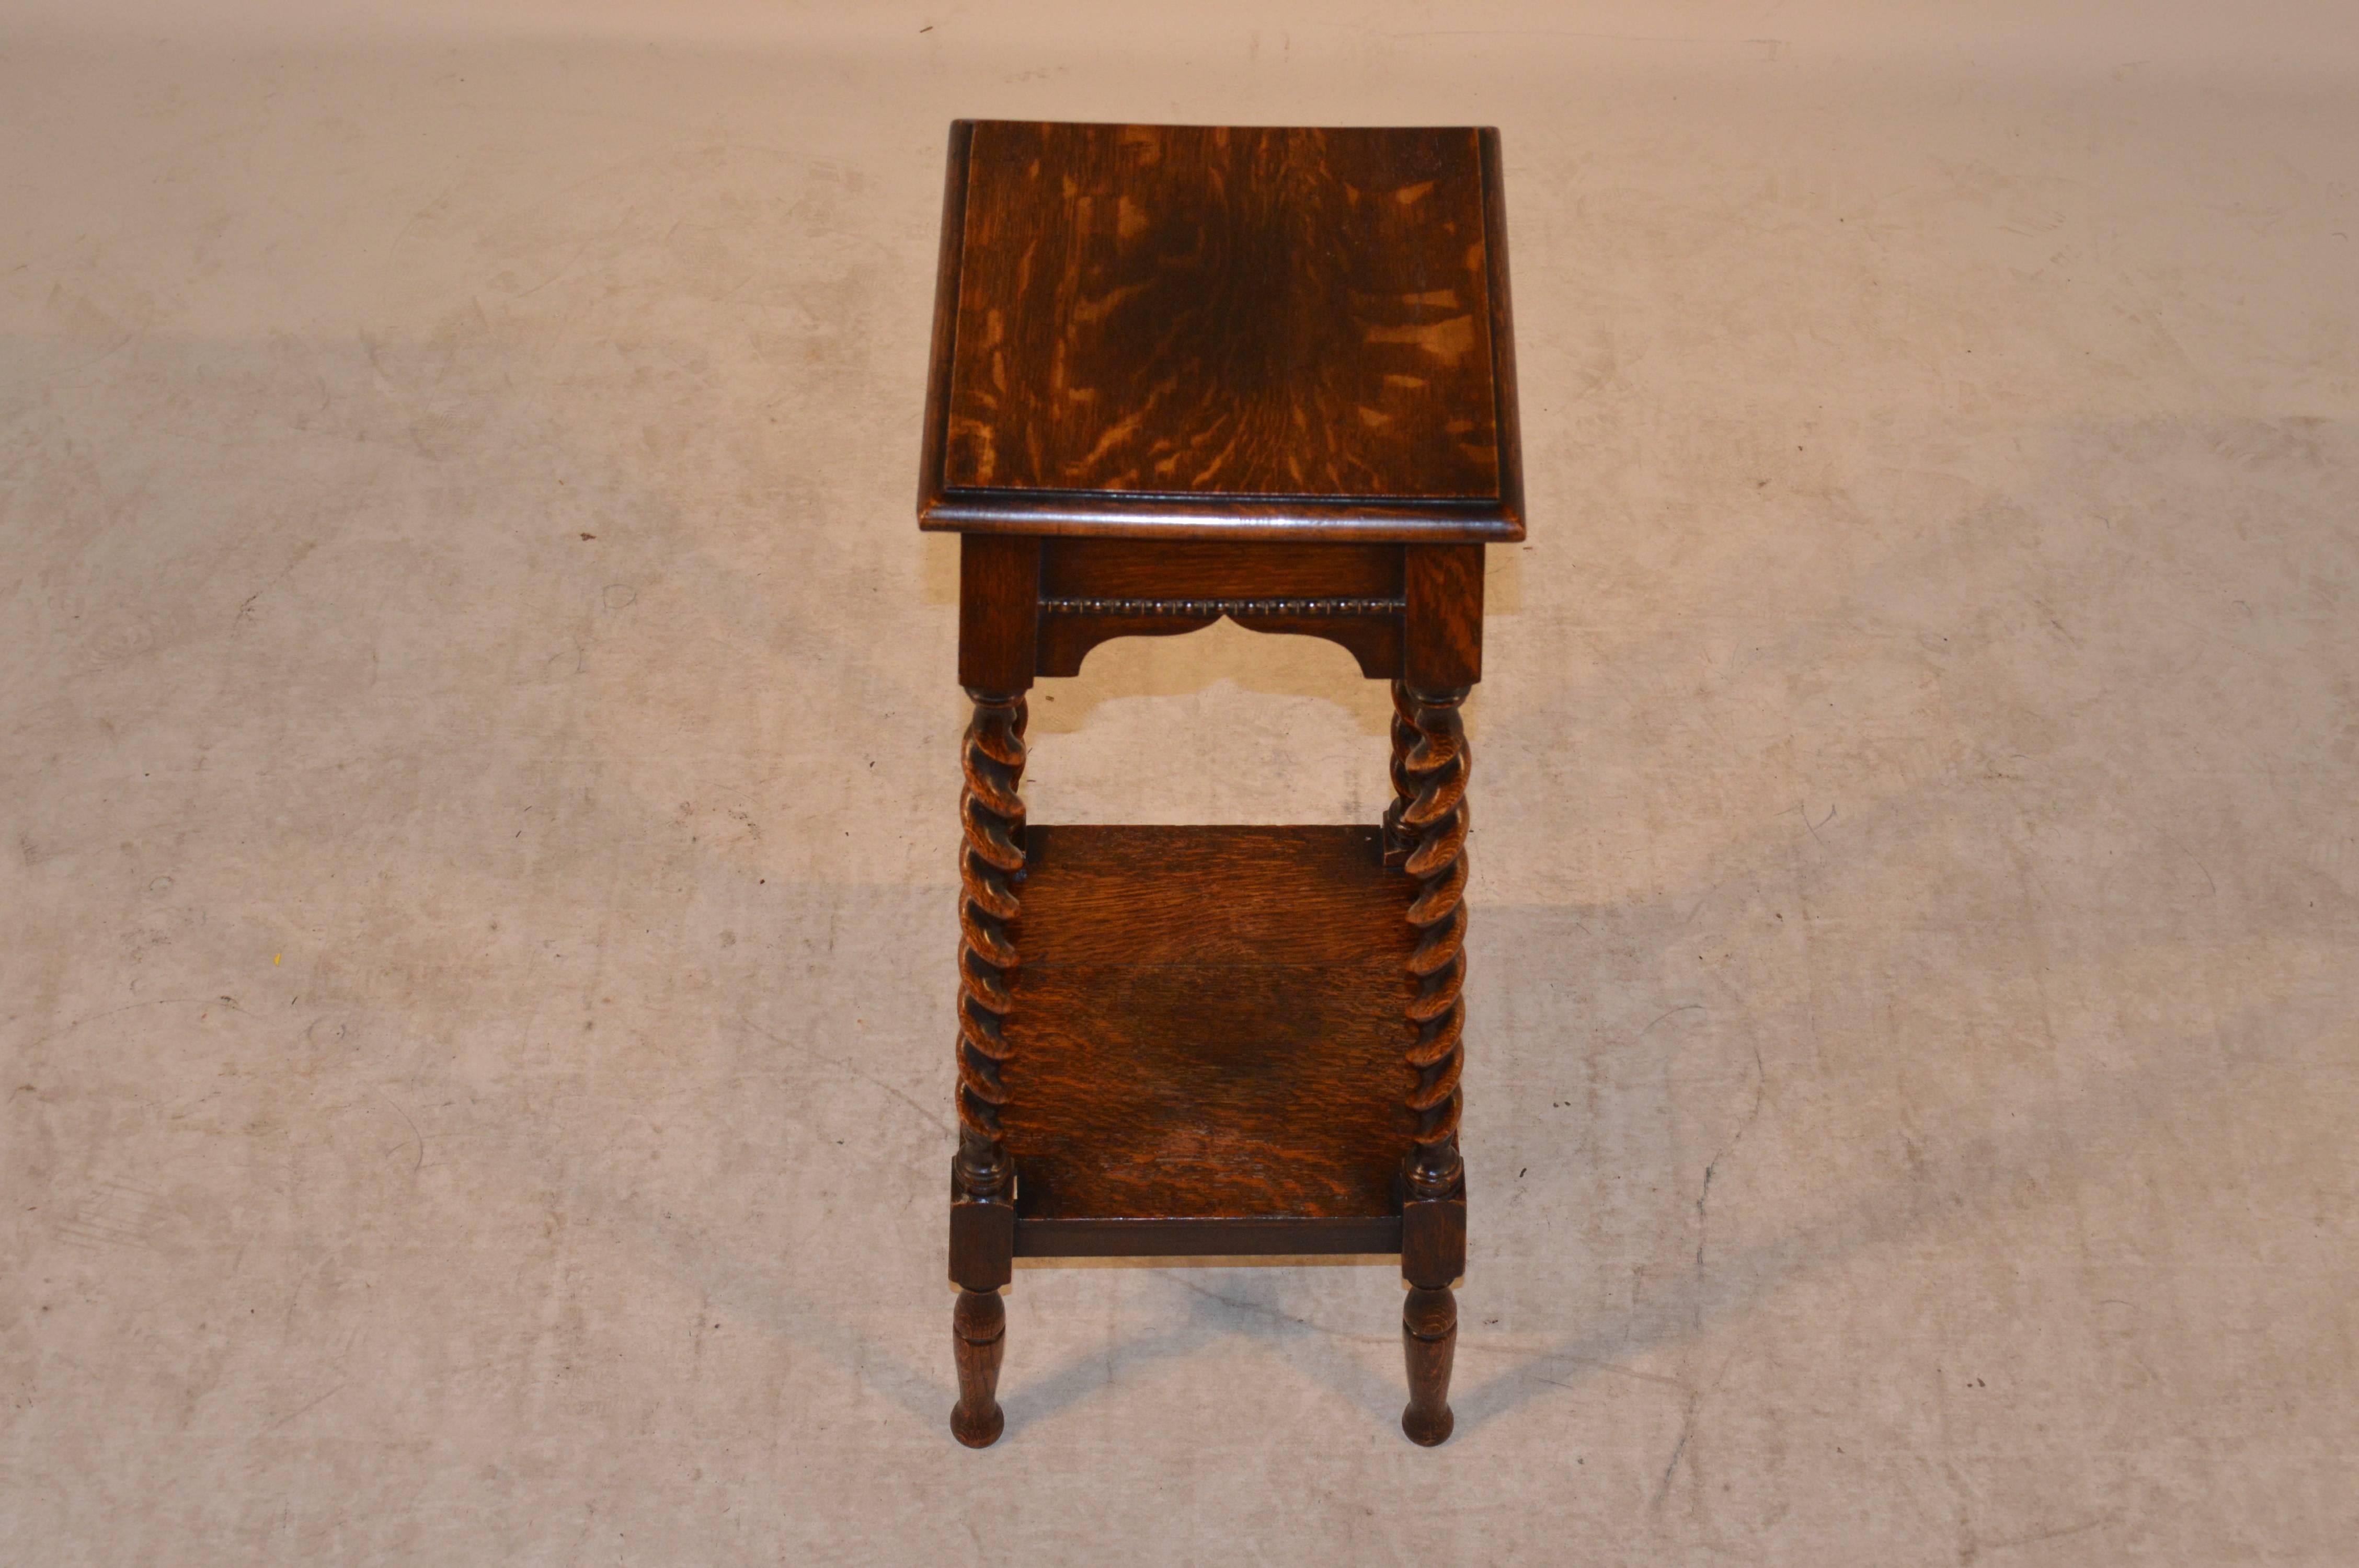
xmin=1383 ymin=680 xmax=1421 ymax=863
xmin=955 ymin=689 xmax=1027 ymax=1197
xmin=1397 ymin=682 xmax=1470 ymax=1199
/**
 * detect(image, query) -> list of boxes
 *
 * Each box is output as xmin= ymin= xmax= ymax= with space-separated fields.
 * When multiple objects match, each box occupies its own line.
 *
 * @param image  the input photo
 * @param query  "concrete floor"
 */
xmin=5 ymin=4 xmax=2356 ymax=1563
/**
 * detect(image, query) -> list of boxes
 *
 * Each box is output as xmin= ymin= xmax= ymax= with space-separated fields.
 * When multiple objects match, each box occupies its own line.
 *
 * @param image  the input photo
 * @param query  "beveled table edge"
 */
xmin=919 ymin=489 xmax=1524 ymax=542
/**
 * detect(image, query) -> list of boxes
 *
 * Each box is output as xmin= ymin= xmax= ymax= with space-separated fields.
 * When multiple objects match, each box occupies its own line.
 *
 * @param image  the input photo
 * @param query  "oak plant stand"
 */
xmin=918 ymin=121 xmax=1523 ymax=1447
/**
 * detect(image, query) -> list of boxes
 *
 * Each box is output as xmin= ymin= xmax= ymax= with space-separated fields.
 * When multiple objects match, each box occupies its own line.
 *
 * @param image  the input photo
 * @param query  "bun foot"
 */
xmin=1401 ymin=1401 xmax=1455 ymax=1447
xmin=950 ymin=1399 xmax=1005 ymax=1448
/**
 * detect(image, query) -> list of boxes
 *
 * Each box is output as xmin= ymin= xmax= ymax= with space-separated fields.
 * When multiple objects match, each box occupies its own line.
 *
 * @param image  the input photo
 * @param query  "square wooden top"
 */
xmin=917 ymin=121 xmax=1523 ymax=542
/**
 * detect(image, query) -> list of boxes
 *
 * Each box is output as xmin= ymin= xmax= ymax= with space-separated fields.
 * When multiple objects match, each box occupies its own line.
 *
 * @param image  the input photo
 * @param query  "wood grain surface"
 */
xmin=1041 ymin=538 xmax=1403 ymax=600
xmin=1033 ymin=536 xmax=1408 ymax=679
xmin=948 ymin=1287 xmax=1007 ymax=1448
xmin=1400 ymin=1284 xmax=1459 ymax=1446
xmin=997 ymin=825 xmax=1421 ymax=1240
xmin=956 ymin=534 xmax=1041 ymax=692
xmin=1403 ymin=543 xmax=1484 ymax=689
xmin=1035 ymin=604 xmax=1402 ymax=682
xmin=945 ymin=122 xmax=1499 ymax=501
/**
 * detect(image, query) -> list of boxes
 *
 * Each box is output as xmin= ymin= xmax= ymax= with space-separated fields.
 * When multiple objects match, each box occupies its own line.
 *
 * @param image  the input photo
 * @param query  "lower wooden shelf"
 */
xmin=1001 ymin=824 xmax=1420 ymax=1259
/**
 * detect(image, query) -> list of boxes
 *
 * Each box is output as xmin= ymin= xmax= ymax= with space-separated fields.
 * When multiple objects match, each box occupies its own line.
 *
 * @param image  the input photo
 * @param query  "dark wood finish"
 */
xmin=1404 ymin=543 xmax=1484 ymax=689
xmin=1380 ymin=660 xmax=1486 ymax=1454
xmin=1016 ymin=1215 xmax=1401 ymax=1259
xmin=1000 ymin=826 xmax=1418 ymax=1250
xmin=951 ymin=1287 xmax=1007 ymax=1448
xmin=1400 ymin=1180 xmax=1468 ymax=1290
xmin=1223 ymin=606 xmax=1400 ymax=679
xmin=948 ymin=123 xmax=1496 ymax=498
xmin=1035 ymin=537 xmax=1406 ymax=678
xmin=924 ymin=490 xmax=1517 ymax=541
xmin=950 ymin=692 xmax=1025 ymax=1261
xmin=925 ymin=117 xmax=1517 ymax=1447
xmin=1038 ymin=605 xmax=1400 ymax=681
xmin=1476 ymin=128 xmax=1525 ymax=540
xmin=1044 ymin=539 xmax=1402 ymax=599
xmin=1401 ymin=1285 xmax=1458 ymax=1446
xmin=1396 ymin=686 xmax=1470 ymax=1204
xmin=918 ymin=121 xmax=1524 ymax=543
xmin=1009 ymin=825 xmax=1408 ymax=963
xmin=957 ymin=536 xmax=1041 ymax=693
xmin=1383 ymin=678 xmax=1418 ymax=867
xmin=947 ymin=1171 xmax=1014 ymax=1290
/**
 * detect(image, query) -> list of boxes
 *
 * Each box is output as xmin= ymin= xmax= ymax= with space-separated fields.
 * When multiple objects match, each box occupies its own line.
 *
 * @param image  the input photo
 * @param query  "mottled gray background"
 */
xmin=4 ymin=3 xmax=2355 ymax=1562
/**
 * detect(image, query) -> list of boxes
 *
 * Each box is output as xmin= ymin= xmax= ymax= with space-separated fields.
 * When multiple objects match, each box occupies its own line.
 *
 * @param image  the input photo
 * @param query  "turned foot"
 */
xmin=1401 ymin=1284 xmax=1458 ymax=1446
xmin=950 ymin=1286 xmax=1007 ymax=1447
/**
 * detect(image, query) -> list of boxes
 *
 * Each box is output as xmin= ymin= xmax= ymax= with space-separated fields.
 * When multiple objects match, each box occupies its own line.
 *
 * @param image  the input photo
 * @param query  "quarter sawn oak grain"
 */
xmin=918 ymin=120 xmax=1524 ymax=542
xmin=948 ymin=122 xmax=1495 ymax=499
xmin=999 ymin=826 xmax=1418 ymax=1247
